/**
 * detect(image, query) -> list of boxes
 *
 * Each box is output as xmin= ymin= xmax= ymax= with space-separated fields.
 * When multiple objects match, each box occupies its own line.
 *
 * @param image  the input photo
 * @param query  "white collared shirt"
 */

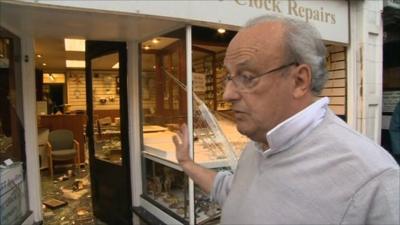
xmin=256 ymin=97 xmax=329 ymax=157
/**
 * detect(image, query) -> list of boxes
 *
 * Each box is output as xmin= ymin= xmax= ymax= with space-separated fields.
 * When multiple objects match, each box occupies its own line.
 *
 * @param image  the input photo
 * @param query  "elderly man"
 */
xmin=173 ymin=15 xmax=399 ymax=224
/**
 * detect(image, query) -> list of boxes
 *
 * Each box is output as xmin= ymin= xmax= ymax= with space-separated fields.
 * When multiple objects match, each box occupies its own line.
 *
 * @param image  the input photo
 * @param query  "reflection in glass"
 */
xmin=91 ymin=52 xmax=122 ymax=165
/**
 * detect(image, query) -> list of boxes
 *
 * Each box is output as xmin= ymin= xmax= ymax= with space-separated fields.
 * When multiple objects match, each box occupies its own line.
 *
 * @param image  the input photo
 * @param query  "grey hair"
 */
xmin=245 ymin=15 xmax=328 ymax=95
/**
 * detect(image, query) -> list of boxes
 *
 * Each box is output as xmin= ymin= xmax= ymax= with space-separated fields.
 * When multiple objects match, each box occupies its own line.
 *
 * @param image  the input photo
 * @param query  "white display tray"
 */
xmin=143 ymin=131 xmax=229 ymax=169
xmin=143 ymin=125 xmax=168 ymax=133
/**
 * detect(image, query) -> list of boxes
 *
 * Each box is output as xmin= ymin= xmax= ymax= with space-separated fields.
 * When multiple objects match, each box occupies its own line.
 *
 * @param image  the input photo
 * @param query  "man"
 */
xmin=173 ymin=15 xmax=399 ymax=224
xmin=390 ymin=101 xmax=400 ymax=163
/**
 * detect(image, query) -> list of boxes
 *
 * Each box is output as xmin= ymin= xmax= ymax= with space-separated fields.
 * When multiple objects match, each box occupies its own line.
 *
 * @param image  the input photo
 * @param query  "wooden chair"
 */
xmin=96 ymin=117 xmax=112 ymax=139
xmin=47 ymin=129 xmax=80 ymax=177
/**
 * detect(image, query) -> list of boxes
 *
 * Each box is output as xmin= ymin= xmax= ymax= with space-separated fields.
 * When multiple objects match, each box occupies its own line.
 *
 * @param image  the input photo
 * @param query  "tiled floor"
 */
xmin=40 ymin=166 xmax=107 ymax=225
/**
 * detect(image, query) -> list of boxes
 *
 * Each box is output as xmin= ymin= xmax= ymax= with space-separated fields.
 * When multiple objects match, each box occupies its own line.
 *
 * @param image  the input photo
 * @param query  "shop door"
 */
xmin=85 ymin=41 xmax=132 ymax=225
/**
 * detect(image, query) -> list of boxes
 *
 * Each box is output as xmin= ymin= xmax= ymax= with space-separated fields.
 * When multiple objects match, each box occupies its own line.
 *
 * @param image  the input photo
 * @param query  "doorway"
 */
xmin=35 ymin=38 xmax=97 ymax=224
xmin=35 ymin=38 xmax=133 ymax=225
xmin=44 ymin=84 xmax=64 ymax=114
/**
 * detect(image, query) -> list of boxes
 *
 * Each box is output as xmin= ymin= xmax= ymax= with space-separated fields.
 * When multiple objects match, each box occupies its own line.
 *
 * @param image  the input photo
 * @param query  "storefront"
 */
xmin=0 ymin=0 xmax=385 ymax=224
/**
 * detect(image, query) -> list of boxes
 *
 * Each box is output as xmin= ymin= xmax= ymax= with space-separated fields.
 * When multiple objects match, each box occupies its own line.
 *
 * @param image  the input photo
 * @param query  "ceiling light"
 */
xmin=112 ymin=62 xmax=119 ymax=69
xmin=152 ymin=38 xmax=160 ymax=44
xmin=66 ymin=60 xmax=85 ymax=68
xmin=36 ymin=54 xmax=42 ymax=58
xmin=43 ymin=73 xmax=65 ymax=83
xmin=64 ymin=38 xmax=85 ymax=52
xmin=143 ymin=45 xmax=151 ymax=50
xmin=42 ymin=62 xmax=47 ymax=66
xmin=217 ymin=28 xmax=226 ymax=34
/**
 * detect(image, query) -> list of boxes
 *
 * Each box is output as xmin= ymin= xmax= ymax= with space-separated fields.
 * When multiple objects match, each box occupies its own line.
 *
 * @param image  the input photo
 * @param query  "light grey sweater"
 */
xmin=211 ymin=110 xmax=400 ymax=225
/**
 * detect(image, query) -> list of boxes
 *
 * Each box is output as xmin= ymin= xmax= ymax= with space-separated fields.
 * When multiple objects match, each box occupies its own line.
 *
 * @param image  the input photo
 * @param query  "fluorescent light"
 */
xmin=66 ymin=60 xmax=85 ymax=68
xmin=64 ymin=38 xmax=85 ymax=52
xmin=43 ymin=73 xmax=65 ymax=83
xmin=112 ymin=62 xmax=119 ymax=69
xmin=217 ymin=28 xmax=226 ymax=34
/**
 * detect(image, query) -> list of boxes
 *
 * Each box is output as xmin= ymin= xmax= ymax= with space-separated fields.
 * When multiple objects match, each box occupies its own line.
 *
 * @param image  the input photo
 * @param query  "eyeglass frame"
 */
xmin=224 ymin=62 xmax=298 ymax=90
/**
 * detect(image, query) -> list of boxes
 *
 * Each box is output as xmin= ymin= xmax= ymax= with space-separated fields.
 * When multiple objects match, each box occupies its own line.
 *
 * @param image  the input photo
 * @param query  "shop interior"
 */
xmin=33 ymin=24 xmax=249 ymax=224
xmin=35 ymin=37 xmax=109 ymax=225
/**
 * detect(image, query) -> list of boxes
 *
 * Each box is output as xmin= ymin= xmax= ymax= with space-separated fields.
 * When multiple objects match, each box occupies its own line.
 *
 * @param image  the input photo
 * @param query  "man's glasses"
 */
xmin=224 ymin=62 xmax=298 ymax=90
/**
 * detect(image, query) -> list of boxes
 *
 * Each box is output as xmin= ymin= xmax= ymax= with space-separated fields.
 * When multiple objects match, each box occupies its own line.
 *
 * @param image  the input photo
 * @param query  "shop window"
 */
xmin=0 ymin=28 xmax=29 ymax=225
xmin=139 ymin=26 xmax=249 ymax=224
xmin=0 ymin=34 xmax=25 ymax=164
xmin=140 ymin=27 xmax=190 ymax=223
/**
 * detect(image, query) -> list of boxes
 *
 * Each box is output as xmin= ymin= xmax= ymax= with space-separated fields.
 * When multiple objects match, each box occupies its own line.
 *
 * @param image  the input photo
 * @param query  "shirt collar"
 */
xmin=255 ymin=97 xmax=329 ymax=157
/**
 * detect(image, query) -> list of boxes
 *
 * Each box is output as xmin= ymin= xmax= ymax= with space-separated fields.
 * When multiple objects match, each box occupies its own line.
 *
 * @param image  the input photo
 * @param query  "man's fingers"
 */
xmin=176 ymin=130 xmax=183 ymax=138
xmin=172 ymin=135 xmax=181 ymax=146
xmin=181 ymin=123 xmax=187 ymax=130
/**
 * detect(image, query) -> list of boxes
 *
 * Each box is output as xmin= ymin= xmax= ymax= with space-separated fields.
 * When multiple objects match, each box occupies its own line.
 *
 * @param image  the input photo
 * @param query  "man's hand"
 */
xmin=172 ymin=123 xmax=217 ymax=194
xmin=172 ymin=123 xmax=191 ymax=166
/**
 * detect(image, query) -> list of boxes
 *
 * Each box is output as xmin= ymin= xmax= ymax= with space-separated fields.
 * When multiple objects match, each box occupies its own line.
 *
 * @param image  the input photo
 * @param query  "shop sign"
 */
xmin=26 ymin=0 xmax=349 ymax=43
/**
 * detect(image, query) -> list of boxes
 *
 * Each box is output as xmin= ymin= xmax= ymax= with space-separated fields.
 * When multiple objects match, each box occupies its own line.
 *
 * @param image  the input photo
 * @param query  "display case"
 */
xmin=138 ymin=26 xmax=246 ymax=224
xmin=141 ymin=119 xmax=246 ymax=224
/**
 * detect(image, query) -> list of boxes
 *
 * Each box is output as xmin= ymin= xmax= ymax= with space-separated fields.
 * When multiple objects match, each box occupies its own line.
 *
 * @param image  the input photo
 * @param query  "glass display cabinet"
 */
xmin=139 ymin=26 xmax=248 ymax=224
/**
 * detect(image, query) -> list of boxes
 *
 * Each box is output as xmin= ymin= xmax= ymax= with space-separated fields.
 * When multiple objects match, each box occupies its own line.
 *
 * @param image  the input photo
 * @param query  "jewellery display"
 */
xmin=143 ymin=159 xmax=224 ymax=222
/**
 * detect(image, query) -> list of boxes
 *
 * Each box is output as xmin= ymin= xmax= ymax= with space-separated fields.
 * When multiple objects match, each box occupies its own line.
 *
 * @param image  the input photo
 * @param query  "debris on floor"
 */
xmin=41 ymin=169 xmax=99 ymax=225
xmin=42 ymin=198 xmax=68 ymax=209
xmin=57 ymin=174 xmax=69 ymax=182
xmin=61 ymin=186 xmax=89 ymax=200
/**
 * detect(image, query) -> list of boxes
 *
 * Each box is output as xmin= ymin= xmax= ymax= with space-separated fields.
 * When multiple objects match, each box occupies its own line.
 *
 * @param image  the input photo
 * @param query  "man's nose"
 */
xmin=223 ymin=81 xmax=241 ymax=102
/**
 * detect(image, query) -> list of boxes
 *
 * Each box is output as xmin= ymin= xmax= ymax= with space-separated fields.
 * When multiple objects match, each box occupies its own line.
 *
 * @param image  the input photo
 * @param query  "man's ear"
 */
xmin=292 ymin=64 xmax=312 ymax=99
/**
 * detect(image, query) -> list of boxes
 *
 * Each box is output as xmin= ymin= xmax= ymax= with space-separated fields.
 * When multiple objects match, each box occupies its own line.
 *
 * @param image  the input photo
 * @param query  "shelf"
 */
xmin=143 ymin=147 xmax=230 ymax=170
xmin=140 ymin=197 xmax=183 ymax=225
xmin=141 ymin=188 xmax=220 ymax=225
xmin=143 ymin=152 xmax=182 ymax=171
xmin=143 ymin=130 xmax=231 ymax=169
